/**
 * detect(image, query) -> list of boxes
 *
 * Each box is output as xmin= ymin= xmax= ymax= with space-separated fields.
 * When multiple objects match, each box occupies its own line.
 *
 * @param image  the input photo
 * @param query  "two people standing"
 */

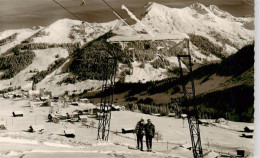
xmin=135 ymin=118 xmax=155 ymax=152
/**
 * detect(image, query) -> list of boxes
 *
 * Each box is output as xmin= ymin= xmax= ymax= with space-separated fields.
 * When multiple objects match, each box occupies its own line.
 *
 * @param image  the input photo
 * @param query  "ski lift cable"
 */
xmin=112 ymin=11 xmax=130 ymax=28
xmin=52 ymin=0 xmax=96 ymax=31
xmin=100 ymin=0 xmax=146 ymax=40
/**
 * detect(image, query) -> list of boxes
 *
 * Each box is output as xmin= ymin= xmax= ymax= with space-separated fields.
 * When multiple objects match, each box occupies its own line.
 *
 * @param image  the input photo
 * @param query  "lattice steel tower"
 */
xmin=97 ymin=57 xmax=117 ymax=141
xmin=177 ymin=39 xmax=203 ymax=158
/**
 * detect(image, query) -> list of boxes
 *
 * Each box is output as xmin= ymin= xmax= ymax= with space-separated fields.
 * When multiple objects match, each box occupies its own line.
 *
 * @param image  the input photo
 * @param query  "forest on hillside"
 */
xmin=84 ymin=43 xmax=254 ymax=122
xmin=69 ymin=32 xmax=131 ymax=81
xmin=0 ymin=51 xmax=35 ymax=79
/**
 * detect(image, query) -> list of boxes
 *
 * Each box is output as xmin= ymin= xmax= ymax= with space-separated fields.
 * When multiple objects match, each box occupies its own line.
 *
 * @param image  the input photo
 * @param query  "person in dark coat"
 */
xmin=135 ymin=118 xmax=145 ymax=151
xmin=145 ymin=119 xmax=155 ymax=152
xmin=48 ymin=114 xmax=53 ymax=122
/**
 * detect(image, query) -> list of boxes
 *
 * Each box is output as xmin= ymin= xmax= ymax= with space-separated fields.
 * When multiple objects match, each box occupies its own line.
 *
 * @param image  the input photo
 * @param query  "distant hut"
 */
xmin=79 ymin=115 xmax=88 ymax=122
xmin=48 ymin=113 xmax=59 ymax=123
xmin=121 ymin=128 xmax=134 ymax=134
xmin=64 ymin=129 xmax=75 ymax=138
xmin=28 ymin=125 xmax=44 ymax=133
xmin=152 ymin=113 xmax=161 ymax=117
xmin=215 ymin=118 xmax=227 ymax=124
xmin=28 ymin=90 xmax=40 ymax=99
xmin=181 ymin=114 xmax=187 ymax=119
xmin=237 ymin=149 xmax=245 ymax=157
xmin=53 ymin=96 xmax=59 ymax=102
xmin=244 ymin=126 xmax=254 ymax=133
xmin=0 ymin=121 xmax=6 ymax=130
xmin=12 ymin=111 xmax=24 ymax=117
xmin=40 ymin=96 xmax=50 ymax=102
xmin=79 ymin=98 xmax=90 ymax=103
xmin=198 ymin=119 xmax=209 ymax=126
xmin=168 ymin=113 xmax=175 ymax=117
xmin=112 ymin=105 xmax=122 ymax=111
xmin=241 ymin=133 xmax=253 ymax=138
xmin=71 ymin=102 xmax=79 ymax=106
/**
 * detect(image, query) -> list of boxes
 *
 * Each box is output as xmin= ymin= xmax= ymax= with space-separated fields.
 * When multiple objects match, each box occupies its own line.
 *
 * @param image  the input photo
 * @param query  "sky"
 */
xmin=0 ymin=0 xmax=255 ymax=32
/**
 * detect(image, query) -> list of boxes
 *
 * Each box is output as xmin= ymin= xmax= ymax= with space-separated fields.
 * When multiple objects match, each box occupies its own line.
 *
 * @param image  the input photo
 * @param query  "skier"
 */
xmin=145 ymin=119 xmax=155 ymax=152
xmin=48 ymin=113 xmax=53 ymax=122
xmin=135 ymin=118 xmax=145 ymax=151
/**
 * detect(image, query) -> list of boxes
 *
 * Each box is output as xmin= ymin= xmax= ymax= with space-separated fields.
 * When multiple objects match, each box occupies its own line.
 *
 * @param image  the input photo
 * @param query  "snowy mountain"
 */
xmin=108 ymin=2 xmax=254 ymax=82
xmin=0 ymin=2 xmax=254 ymax=95
xmin=138 ymin=2 xmax=253 ymax=52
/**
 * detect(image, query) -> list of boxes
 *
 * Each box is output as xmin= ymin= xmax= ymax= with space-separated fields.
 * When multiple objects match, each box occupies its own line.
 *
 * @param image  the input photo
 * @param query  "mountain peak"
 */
xmin=189 ymin=2 xmax=210 ymax=14
xmin=144 ymin=2 xmax=162 ymax=8
xmin=142 ymin=2 xmax=172 ymax=19
xmin=144 ymin=2 xmax=167 ymax=12
xmin=208 ymin=5 xmax=233 ymax=19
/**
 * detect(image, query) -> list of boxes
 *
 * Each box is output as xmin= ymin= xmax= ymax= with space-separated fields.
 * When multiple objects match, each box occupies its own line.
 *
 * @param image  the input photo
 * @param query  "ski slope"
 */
xmin=0 ymin=98 xmax=254 ymax=157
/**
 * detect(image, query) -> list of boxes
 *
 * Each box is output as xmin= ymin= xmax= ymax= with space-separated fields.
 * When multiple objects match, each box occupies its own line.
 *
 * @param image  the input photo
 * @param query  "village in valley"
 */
xmin=0 ymin=79 xmax=255 ymax=157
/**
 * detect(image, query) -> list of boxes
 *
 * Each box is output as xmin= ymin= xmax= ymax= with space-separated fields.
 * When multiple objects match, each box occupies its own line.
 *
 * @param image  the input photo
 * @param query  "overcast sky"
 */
xmin=0 ymin=0 xmax=254 ymax=31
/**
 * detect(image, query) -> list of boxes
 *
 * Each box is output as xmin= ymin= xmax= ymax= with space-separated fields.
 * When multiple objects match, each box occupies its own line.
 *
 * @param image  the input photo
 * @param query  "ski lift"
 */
xmin=80 ymin=0 xmax=86 ymax=6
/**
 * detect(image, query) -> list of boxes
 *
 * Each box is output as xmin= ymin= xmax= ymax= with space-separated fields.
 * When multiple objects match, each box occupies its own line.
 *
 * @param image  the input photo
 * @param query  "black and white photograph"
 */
xmin=0 ymin=0 xmax=257 ymax=157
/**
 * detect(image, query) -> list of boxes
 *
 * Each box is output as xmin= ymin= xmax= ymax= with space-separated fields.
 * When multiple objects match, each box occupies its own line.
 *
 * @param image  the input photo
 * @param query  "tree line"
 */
xmin=69 ymin=31 xmax=131 ymax=82
xmin=189 ymin=34 xmax=225 ymax=59
xmin=0 ymin=33 xmax=18 ymax=46
xmin=12 ymin=42 xmax=80 ymax=55
xmin=31 ymin=58 xmax=66 ymax=84
xmin=125 ymin=103 xmax=171 ymax=116
xmin=0 ymin=51 xmax=35 ymax=79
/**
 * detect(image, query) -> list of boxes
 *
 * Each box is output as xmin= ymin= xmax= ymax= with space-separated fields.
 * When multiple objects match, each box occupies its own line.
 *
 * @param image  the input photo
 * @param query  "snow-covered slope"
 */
xmin=110 ymin=2 xmax=253 ymax=83
xmin=0 ymin=48 xmax=69 ymax=91
xmin=0 ymin=28 xmax=42 ymax=55
xmin=32 ymin=18 xmax=119 ymax=45
xmin=0 ymin=98 xmax=255 ymax=157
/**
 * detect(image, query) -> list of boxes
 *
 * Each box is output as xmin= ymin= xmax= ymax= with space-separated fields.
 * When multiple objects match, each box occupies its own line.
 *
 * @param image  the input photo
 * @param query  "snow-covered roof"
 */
xmin=28 ymin=90 xmax=40 ymax=95
xmin=181 ymin=114 xmax=187 ymax=118
xmin=79 ymin=115 xmax=88 ymax=119
xmin=31 ymin=125 xmax=44 ymax=131
xmin=107 ymin=33 xmax=189 ymax=42
xmin=13 ymin=111 xmax=24 ymax=114
xmin=79 ymin=98 xmax=89 ymax=101
xmin=64 ymin=129 xmax=75 ymax=135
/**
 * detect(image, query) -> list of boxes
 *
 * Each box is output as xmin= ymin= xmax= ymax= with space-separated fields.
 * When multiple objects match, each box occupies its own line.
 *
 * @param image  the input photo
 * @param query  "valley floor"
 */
xmin=0 ymin=98 xmax=254 ymax=157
